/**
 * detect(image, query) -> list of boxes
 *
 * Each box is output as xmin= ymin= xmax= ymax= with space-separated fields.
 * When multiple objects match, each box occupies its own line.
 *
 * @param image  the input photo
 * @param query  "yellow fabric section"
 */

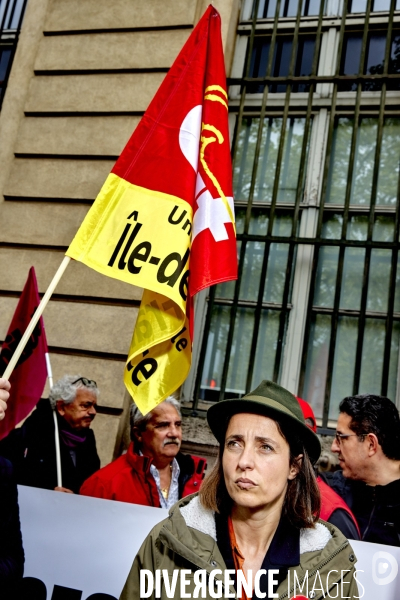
xmin=124 ymin=289 xmax=191 ymax=414
xmin=67 ymin=173 xmax=193 ymax=413
xmin=67 ymin=173 xmax=192 ymax=313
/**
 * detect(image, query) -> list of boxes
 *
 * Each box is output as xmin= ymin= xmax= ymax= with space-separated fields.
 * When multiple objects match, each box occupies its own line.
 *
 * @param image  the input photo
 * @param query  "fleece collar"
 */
xmin=180 ymin=496 xmax=332 ymax=554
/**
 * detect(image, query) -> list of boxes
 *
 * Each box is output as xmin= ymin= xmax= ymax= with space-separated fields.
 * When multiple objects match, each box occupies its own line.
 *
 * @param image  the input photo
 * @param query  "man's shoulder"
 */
xmin=176 ymin=452 xmax=207 ymax=474
xmin=320 ymin=470 xmax=349 ymax=493
xmin=23 ymin=399 xmax=53 ymax=430
xmin=89 ymin=452 xmax=132 ymax=482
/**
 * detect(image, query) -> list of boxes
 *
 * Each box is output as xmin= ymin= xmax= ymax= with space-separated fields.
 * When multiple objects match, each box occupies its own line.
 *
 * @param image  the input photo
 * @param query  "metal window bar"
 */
xmin=245 ymin=0 xmax=308 ymax=388
xmin=299 ymin=0 xmax=400 ymax=423
xmin=219 ymin=0 xmax=305 ymax=399
xmin=299 ymin=0 xmax=350 ymax=411
xmin=353 ymin=0 xmax=397 ymax=394
xmin=319 ymin=0 xmax=373 ymax=423
xmin=210 ymin=0 xmax=285 ymax=402
xmin=270 ymin=0 xmax=325 ymax=382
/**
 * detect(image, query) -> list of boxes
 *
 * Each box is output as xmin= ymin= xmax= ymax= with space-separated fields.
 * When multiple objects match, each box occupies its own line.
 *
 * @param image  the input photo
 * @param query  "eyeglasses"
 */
xmin=72 ymin=377 xmax=97 ymax=388
xmin=335 ymin=432 xmax=365 ymax=444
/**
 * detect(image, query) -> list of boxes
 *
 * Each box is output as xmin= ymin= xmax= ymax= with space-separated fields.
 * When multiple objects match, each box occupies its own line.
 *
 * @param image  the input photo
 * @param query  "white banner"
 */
xmin=18 ymin=485 xmax=400 ymax=600
xmin=18 ymin=485 xmax=167 ymax=599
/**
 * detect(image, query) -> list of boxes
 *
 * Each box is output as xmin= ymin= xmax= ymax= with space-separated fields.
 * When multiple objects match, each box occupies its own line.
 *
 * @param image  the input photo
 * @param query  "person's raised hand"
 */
xmin=0 ymin=378 xmax=11 ymax=421
xmin=54 ymin=486 xmax=74 ymax=494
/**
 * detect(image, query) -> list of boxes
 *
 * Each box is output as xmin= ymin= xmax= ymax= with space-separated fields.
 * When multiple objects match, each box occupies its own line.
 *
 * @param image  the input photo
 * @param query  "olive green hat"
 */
xmin=207 ymin=380 xmax=321 ymax=463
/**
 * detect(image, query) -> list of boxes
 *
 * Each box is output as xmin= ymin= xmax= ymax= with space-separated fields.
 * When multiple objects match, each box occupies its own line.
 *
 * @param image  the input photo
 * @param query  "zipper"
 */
xmin=362 ymin=486 xmax=376 ymax=541
xmin=279 ymin=541 xmax=350 ymax=600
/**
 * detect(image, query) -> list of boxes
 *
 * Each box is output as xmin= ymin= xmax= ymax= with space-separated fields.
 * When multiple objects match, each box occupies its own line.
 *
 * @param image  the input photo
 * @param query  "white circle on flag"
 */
xmin=179 ymin=105 xmax=202 ymax=172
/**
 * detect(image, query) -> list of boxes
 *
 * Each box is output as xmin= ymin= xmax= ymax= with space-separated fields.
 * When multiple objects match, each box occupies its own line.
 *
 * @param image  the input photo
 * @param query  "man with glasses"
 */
xmin=322 ymin=393 xmax=400 ymax=546
xmin=0 ymin=375 xmax=100 ymax=494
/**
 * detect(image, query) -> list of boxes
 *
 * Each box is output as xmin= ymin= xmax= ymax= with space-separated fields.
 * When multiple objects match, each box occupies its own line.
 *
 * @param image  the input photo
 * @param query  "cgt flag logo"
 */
xmin=66 ymin=6 xmax=237 ymax=414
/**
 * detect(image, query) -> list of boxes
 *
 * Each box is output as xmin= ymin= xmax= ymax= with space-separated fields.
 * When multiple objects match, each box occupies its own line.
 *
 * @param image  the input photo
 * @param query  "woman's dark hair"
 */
xmin=340 ymin=394 xmax=400 ymax=460
xmin=199 ymin=415 xmax=320 ymax=529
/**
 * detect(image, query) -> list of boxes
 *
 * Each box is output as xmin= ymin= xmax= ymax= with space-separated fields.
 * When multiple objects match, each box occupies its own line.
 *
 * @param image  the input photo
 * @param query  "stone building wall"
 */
xmin=0 ymin=0 xmax=239 ymax=465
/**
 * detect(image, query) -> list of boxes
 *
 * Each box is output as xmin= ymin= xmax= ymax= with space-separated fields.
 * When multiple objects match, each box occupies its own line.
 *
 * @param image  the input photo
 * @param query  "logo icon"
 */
xmin=372 ymin=550 xmax=399 ymax=586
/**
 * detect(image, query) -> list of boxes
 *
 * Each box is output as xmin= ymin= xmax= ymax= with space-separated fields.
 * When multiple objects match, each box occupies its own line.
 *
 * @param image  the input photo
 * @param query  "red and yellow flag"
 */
xmin=66 ymin=6 xmax=237 ymax=414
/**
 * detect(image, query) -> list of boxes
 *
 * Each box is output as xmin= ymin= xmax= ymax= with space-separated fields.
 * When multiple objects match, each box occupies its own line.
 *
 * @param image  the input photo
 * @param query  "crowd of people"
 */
xmin=0 ymin=374 xmax=400 ymax=598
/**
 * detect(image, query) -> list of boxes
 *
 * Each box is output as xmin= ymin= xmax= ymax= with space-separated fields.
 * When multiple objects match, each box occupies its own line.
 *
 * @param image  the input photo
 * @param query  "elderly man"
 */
xmin=323 ymin=393 xmax=400 ymax=546
xmin=80 ymin=396 xmax=206 ymax=508
xmin=0 ymin=375 xmax=100 ymax=494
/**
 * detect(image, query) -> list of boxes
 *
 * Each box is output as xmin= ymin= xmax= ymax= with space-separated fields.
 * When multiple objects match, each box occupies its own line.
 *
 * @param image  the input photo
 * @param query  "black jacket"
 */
xmin=322 ymin=470 xmax=400 ymax=546
xmin=0 ymin=399 xmax=100 ymax=494
xmin=0 ymin=456 xmax=24 ymax=598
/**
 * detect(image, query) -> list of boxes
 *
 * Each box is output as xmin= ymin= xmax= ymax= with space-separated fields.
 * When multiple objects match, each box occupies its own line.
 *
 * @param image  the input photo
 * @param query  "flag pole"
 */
xmin=2 ymin=256 xmax=71 ymax=380
xmin=45 ymin=352 xmax=63 ymax=488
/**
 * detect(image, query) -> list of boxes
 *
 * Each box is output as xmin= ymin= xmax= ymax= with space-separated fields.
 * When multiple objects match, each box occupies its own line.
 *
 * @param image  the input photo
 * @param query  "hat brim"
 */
xmin=207 ymin=397 xmax=321 ymax=464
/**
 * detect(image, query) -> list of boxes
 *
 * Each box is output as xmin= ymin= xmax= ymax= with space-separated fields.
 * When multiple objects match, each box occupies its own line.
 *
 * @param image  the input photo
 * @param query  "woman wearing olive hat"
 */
xmin=120 ymin=381 xmax=360 ymax=600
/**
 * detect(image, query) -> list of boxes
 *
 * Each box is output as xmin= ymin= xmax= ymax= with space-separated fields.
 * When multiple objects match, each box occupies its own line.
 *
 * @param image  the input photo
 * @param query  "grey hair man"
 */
xmin=0 ymin=375 xmax=100 ymax=494
xmin=81 ymin=396 xmax=207 ymax=508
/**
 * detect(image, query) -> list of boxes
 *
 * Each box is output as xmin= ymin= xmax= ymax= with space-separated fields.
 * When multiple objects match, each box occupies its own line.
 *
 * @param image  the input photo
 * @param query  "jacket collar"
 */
xmin=126 ymin=442 xmax=153 ymax=474
xmin=179 ymin=495 xmax=332 ymax=554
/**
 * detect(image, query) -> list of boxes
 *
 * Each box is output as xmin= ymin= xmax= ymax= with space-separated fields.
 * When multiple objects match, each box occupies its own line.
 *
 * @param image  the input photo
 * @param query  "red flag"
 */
xmin=0 ymin=267 xmax=48 ymax=440
xmin=66 ymin=6 xmax=237 ymax=412
xmin=110 ymin=5 xmax=237 ymax=298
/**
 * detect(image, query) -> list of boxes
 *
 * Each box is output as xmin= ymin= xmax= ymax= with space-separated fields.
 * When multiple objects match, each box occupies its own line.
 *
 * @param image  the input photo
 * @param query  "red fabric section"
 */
xmin=318 ymin=477 xmax=361 ymax=537
xmin=228 ymin=516 xmax=250 ymax=600
xmin=111 ymin=6 xmax=237 ymax=311
xmin=189 ymin=10 xmax=236 ymax=295
xmin=79 ymin=442 xmax=205 ymax=505
xmin=180 ymin=454 xmax=206 ymax=495
xmin=111 ymin=12 xmax=209 ymax=200
xmin=0 ymin=267 xmax=48 ymax=440
xmin=297 ymin=397 xmax=317 ymax=432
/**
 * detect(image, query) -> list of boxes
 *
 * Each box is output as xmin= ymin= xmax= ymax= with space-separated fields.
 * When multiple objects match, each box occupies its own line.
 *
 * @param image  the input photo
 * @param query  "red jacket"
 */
xmin=318 ymin=477 xmax=360 ymax=537
xmin=80 ymin=442 xmax=206 ymax=506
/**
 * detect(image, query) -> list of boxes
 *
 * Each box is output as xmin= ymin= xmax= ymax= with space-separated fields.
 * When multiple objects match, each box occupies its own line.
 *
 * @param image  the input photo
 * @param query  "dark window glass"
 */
xmin=339 ymin=30 xmax=400 ymax=91
xmin=350 ymin=0 xmax=400 ymax=12
xmin=0 ymin=48 xmax=11 ymax=82
xmin=248 ymin=35 xmax=317 ymax=92
xmin=388 ymin=33 xmax=400 ymax=89
xmin=339 ymin=34 xmax=363 ymax=90
xmin=255 ymin=0 xmax=324 ymax=18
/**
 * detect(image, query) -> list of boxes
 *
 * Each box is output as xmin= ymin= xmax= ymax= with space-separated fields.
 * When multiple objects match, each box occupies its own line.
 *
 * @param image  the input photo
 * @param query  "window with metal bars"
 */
xmin=0 ymin=0 xmax=28 ymax=108
xmin=182 ymin=0 xmax=400 ymax=430
xmin=249 ymin=34 xmax=318 ymax=93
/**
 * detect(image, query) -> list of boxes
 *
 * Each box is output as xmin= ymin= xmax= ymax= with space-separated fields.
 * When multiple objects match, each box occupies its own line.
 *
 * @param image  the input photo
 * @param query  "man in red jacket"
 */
xmin=80 ymin=396 xmax=206 ymax=508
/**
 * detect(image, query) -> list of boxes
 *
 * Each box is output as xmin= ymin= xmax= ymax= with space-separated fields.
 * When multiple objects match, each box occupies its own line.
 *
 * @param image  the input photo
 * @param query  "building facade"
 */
xmin=182 ymin=0 xmax=400 ymax=434
xmin=0 ymin=0 xmax=399 ymax=462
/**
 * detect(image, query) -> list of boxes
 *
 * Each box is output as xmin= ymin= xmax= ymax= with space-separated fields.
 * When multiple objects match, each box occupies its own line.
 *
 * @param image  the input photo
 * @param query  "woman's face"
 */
xmin=222 ymin=412 xmax=299 ymax=512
